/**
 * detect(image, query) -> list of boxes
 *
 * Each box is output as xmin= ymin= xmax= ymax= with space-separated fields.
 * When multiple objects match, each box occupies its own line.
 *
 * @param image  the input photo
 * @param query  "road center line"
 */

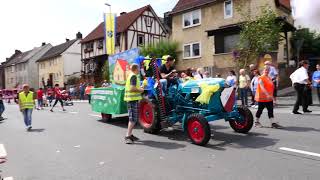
xmin=279 ymin=147 xmax=320 ymax=158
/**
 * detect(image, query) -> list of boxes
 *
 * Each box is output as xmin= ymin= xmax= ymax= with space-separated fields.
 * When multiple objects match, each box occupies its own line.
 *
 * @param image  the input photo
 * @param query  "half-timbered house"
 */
xmin=81 ymin=5 xmax=168 ymax=84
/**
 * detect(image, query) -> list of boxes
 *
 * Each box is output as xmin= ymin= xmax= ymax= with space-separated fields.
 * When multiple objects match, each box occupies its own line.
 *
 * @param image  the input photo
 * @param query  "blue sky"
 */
xmin=0 ymin=0 xmax=178 ymax=62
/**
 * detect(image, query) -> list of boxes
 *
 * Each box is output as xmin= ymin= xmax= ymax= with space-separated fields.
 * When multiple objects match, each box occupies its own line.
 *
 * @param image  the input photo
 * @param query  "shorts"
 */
xmin=127 ymin=101 xmax=139 ymax=123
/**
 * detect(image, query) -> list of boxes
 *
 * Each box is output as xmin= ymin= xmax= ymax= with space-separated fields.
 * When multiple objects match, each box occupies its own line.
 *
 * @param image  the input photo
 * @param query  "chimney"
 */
xmin=120 ymin=12 xmax=127 ymax=16
xmin=76 ymin=32 xmax=82 ymax=39
xmin=15 ymin=50 xmax=22 ymax=54
xmin=66 ymin=38 xmax=70 ymax=42
xmin=42 ymin=42 xmax=46 ymax=46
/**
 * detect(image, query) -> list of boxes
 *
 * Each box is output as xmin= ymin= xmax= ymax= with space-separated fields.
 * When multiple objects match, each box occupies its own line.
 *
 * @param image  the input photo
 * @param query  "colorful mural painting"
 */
xmin=257 ymin=52 xmax=278 ymax=70
xmin=108 ymin=48 xmax=140 ymax=85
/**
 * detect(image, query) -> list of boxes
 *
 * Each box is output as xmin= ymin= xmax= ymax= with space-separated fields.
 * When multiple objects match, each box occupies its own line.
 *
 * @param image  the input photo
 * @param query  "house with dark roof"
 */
xmin=37 ymin=32 xmax=82 ymax=88
xmin=81 ymin=4 xmax=168 ymax=84
xmin=169 ymin=0 xmax=295 ymax=75
xmin=4 ymin=44 xmax=52 ymax=89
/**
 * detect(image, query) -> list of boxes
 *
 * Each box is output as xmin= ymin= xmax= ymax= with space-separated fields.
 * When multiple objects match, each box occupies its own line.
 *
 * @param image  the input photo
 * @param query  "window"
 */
xmin=224 ymin=34 xmax=239 ymax=53
xmin=11 ymin=66 xmax=14 ymax=73
xmin=85 ymin=42 xmax=94 ymax=53
xmin=97 ymin=40 xmax=104 ymax=49
xmin=215 ymin=33 xmax=239 ymax=54
xmin=183 ymin=42 xmax=201 ymax=59
xmin=224 ymin=0 xmax=233 ymax=19
xmin=137 ymin=34 xmax=145 ymax=46
xmin=183 ymin=9 xmax=201 ymax=28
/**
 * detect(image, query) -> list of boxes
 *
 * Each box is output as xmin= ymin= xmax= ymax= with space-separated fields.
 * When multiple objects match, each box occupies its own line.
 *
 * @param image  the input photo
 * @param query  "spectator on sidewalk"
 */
xmin=250 ymin=70 xmax=260 ymax=108
xmin=265 ymin=61 xmax=279 ymax=104
xmin=0 ymin=94 xmax=5 ymax=121
xmin=36 ymin=88 xmax=44 ymax=110
xmin=290 ymin=60 xmax=312 ymax=114
xmin=194 ymin=68 xmax=205 ymax=80
xmin=255 ymin=67 xmax=283 ymax=129
xmin=239 ymin=69 xmax=251 ymax=106
xmin=124 ymin=64 xmax=144 ymax=144
xmin=312 ymin=64 xmax=320 ymax=104
xmin=249 ymin=64 xmax=257 ymax=105
xmin=226 ymin=70 xmax=237 ymax=87
xmin=79 ymin=83 xmax=85 ymax=101
xmin=85 ymin=84 xmax=94 ymax=104
xmin=18 ymin=84 xmax=35 ymax=131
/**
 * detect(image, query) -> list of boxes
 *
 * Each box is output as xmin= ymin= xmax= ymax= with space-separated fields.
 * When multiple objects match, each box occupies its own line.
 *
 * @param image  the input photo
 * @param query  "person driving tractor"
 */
xmin=160 ymin=56 xmax=176 ymax=95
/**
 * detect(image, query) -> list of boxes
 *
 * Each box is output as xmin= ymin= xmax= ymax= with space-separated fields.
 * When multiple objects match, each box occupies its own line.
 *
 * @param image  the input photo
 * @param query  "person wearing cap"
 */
xmin=18 ymin=84 xmax=35 ymax=131
xmin=0 ymin=93 xmax=5 ymax=121
xmin=290 ymin=60 xmax=312 ymax=114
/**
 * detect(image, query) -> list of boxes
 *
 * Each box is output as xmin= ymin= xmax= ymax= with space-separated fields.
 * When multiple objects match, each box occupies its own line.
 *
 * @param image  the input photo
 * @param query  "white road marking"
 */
xmin=69 ymin=112 xmax=78 ymax=114
xmin=74 ymin=145 xmax=81 ymax=148
xmin=279 ymin=147 xmax=320 ymax=158
xmin=89 ymin=114 xmax=101 ymax=118
xmin=3 ymin=177 xmax=14 ymax=180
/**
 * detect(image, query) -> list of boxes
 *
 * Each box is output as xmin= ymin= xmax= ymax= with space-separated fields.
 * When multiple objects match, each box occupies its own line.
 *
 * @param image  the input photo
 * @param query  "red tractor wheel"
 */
xmin=139 ymin=99 xmax=161 ymax=134
xmin=101 ymin=113 xmax=112 ymax=122
xmin=229 ymin=106 xmax=253 ymax=133
xmin=186 ymin=114 xmax=211 ymax=146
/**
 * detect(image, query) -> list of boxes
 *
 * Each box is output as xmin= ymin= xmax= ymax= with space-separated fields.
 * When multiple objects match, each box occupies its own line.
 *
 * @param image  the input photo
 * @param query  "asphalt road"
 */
xmin=0 ymin=97 xmax=320 ymax=180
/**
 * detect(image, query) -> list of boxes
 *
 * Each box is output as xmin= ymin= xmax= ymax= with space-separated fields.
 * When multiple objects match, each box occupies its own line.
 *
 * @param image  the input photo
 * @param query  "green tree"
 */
xmin=291 ymin=28 xmax=320 ymax=58
xmin=237 ymin=5 xmax=283 ymax=68
xmin=140 ymin=41 xmax=179 ymax=60
xmin=102 ymin=61 xmax=110 ymax=83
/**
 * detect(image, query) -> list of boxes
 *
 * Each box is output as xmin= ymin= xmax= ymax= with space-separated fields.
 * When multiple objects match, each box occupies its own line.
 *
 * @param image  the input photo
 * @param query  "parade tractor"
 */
xmin=138 ymin=58 xmax=254 ymax=146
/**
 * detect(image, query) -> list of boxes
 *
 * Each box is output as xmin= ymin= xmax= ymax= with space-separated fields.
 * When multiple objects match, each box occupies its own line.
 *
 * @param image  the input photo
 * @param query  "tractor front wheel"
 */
xmin=229 ymin=106 xmax=253 ymax=133
xmin=139 ymin=99 xmax=161 ymax=134
xmin=186 ymin=114 xmax=211 ymax=146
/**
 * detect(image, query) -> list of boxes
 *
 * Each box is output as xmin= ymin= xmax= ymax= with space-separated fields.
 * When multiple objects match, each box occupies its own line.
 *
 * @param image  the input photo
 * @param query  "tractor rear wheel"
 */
xmin=101 ymin=113 xmax=112 ymax=122
xmin=186 ymin=114 xmax=211 ymax=146
xmin=139 ymin=99 xmax=161 ymax=134
xmin=229 ymin=106 xmax=253 ymax=133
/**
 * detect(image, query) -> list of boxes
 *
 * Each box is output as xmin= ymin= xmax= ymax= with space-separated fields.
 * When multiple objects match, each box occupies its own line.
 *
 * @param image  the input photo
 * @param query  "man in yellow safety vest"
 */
xmin=124 ymin=64 xmax=144 ymax=144
xmin=18 ymin=84 xmax=35 ymax=131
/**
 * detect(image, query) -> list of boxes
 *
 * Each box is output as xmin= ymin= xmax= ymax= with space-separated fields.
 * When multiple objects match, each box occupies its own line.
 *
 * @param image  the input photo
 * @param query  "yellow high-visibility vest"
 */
xmin=19 ymin=91 xmax=34 ymax=109
xmin=124 ymin=73 xmax=142 ymax=102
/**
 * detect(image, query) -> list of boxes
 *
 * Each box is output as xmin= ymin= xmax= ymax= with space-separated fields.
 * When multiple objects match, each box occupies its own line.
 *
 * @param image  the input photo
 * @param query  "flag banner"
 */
xmin=104 ymin=13 xmax=116 ymax=55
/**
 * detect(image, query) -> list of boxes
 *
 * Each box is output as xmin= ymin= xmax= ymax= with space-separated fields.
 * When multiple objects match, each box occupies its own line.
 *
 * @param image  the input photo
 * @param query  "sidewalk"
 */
xmin=277 ymin=86 xmax=295 ymax=97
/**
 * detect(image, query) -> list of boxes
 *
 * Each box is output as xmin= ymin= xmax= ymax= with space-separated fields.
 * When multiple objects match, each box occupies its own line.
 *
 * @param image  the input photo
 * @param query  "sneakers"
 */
xmin=129 ymin=135 xmax=140 ymax=141
xmin=292 ymin=111 xmax=302 ymax=115
xmin=63 ymin=109 xmax=66 ymax=112
xmin=124 ymin=136 xmax=133 ymax=144
xmin=50 ymin=109 xmax=53 ymax=112
xmin=255 ymin=122 xmax=263 ymax=128
xmin=124 ymin=135 xmax=140 ymax=144
xmin=271 ymin=123 xmax=283 ymax=129
xmin=303 ymin=110 xmax=312 ymax=113
xmin=26 ymin=126 xmax=32 ymax=131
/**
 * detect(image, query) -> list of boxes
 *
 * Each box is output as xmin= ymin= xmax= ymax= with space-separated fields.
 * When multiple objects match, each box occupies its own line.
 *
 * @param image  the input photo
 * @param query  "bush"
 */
xmin=140 ymin=41 xmax=179 ymax=60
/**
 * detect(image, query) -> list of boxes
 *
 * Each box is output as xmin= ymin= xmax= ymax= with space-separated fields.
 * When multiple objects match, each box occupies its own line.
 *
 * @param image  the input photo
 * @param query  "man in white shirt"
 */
xmin=289 ymin=60 xmax=312 ymax=114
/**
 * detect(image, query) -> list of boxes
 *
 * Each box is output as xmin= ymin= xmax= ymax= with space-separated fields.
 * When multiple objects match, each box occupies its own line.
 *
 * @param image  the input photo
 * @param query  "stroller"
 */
xmin=61 ymin=90 xmax=73 ymax=106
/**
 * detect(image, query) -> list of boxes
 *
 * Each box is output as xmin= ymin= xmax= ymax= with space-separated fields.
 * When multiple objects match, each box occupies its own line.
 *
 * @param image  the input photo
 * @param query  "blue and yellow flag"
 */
xmin=104 ymin=13 xmax=116 ymax=55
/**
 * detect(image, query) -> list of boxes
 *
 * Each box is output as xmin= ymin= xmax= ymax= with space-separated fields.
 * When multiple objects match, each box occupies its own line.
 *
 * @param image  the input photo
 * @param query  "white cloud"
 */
xmin=0 ymin=0 xmax=178 ymax=62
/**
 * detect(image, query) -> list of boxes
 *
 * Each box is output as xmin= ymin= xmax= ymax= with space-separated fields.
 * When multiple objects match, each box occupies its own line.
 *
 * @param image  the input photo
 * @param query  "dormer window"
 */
xmin=183 ymin=9 xmax=201 ymax=28
xmin=224 ymin=0 xmax=233 ymax=19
